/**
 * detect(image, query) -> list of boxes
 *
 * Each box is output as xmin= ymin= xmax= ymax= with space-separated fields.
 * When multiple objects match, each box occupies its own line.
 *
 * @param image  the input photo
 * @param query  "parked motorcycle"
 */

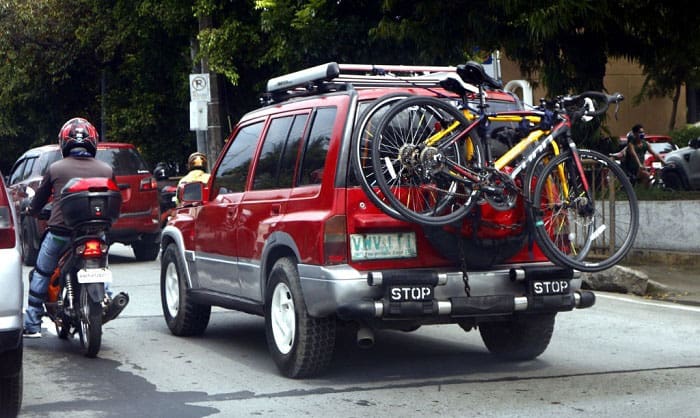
xmin=37 ymin=177 xmax=126 ymax=357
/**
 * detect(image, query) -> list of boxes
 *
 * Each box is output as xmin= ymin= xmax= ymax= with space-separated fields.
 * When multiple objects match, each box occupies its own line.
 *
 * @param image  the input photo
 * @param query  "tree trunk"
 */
xmin=669 ymin=83 xmax=681 ymax=131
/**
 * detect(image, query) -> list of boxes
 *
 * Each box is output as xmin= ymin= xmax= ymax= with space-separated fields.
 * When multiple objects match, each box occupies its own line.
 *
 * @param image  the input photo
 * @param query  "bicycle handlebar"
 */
xmin=563 ymin=91 xmax=624 ymax=118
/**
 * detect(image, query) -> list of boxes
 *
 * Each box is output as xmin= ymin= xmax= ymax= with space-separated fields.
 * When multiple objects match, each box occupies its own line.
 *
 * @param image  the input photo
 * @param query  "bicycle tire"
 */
xmin=531 ymin=149 xmax=638 ymax=272
xmin=370 ymin=95 xmax=485 ymax=226
xmin=351 ymin=93 xmax=412 ymax=220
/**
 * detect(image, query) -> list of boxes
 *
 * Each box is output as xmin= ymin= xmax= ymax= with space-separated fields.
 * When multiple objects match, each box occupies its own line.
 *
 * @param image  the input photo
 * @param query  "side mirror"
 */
xmin=689 ymin=137 xmax=700 ymax=149
xmin=178 ymin=182 xmax=204 ymax=204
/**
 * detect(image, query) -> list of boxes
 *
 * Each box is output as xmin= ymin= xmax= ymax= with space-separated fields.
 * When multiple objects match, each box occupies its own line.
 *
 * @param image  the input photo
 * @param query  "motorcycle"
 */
xmin=36 ymin=177 xmax=126 ymax=357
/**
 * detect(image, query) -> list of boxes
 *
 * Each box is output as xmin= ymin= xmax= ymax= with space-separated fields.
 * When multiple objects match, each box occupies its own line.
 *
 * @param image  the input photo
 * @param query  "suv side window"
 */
xmin=212 ymin=121 xmax=264 ymax=196
xmin=9 ymin=160 xmax=26 ymax=185
xmin=252 ymin=113 xmax=309 ymax=190
xmin=299 ymin=107 xmax=337 ymax=186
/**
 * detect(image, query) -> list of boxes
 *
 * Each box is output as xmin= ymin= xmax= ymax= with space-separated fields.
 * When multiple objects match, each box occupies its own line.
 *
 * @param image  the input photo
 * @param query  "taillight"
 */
xmin=77 ymin=239 xmax=107 ymax=258
xmin=140 ymin=177 xmax=158 ymax=191
xmin=324 ymin=215 xmax=347 ymax=265
xmin=0 ymin=206 xmax=16 ymax=249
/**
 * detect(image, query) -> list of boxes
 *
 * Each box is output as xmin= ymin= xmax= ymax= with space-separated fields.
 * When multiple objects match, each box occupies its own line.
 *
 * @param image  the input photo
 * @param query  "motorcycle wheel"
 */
xmin=78 ymin=285 xmax=102 ymax=358
xmin=55 ymin=288 xmax=71 ymax=339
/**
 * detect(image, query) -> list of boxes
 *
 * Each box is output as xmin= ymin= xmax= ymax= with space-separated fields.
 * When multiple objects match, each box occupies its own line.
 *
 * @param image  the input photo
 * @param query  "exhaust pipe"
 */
xmin=103 ymin=292 xmax=130 ymax=323
xmin=356 ymin=327 xmax=374 ymax=349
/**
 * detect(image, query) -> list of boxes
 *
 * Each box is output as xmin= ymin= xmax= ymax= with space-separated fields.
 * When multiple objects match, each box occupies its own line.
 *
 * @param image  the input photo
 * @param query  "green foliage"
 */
xmin=0 ymin=0 xmax=197 ymax=172
xmin=669 ymin=125 xmax=700 ymax=148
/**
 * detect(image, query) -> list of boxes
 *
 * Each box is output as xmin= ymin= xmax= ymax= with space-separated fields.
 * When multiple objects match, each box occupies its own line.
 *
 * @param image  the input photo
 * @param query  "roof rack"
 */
xmin=261 ymin=62 xmax=475 ymax=105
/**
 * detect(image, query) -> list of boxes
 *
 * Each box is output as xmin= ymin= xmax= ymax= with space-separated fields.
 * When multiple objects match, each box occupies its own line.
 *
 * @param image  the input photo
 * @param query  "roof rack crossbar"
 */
xmin=263 ymin=62 xmax=478 ymax=104
xmin=337 ymin=64 xmax=457 ymax=75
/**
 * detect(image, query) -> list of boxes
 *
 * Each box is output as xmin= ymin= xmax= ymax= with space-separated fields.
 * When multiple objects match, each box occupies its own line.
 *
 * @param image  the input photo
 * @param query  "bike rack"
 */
xmin=262 ymin=62 xmax=479 ymax=105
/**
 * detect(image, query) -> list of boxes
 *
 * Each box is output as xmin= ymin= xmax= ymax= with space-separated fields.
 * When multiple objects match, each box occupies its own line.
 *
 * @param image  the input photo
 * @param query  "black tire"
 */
xmin=79 ymin=284 xmax=102 ymax=358
xmin=265 ymin=257 xmax=335 ymax=378
xmin=21 ymin=218 xmax=38 ymax=267
xmin=661 ymin=170 xmax=684 ymax=191
xmin=160 ymin=244 xmax=211 ymax=336
xmin=531 ymin=149 xmax=638 ymax=272
xmin=132 ymin=234 xmax=160 ymax=261
xmin=479 ymin=313 xmax=556 ymax=361
xmin=0 ymin=341 xmax=23 ymax=418
xmin=351 ymin=93 xmax=412 ymax=220
xmin=423 ymin=225 xmax=526 ymax=269
xmin=55 ymin=287 xmax=71 ymax=339
xmin=371 ymin=95 xmax=485 ymax=226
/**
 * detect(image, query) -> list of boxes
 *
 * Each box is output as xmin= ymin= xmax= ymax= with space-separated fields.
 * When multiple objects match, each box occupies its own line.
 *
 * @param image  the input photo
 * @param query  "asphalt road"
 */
xmin=19 ymin=245 xmax=700 ymax=418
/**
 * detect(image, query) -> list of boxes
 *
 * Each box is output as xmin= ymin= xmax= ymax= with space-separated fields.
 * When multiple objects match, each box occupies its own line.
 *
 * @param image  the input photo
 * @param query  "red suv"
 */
xmin=8 ymin=142 xmax=161 ymax=263
xmin=160 ymin=63 xmax=595 ymax=378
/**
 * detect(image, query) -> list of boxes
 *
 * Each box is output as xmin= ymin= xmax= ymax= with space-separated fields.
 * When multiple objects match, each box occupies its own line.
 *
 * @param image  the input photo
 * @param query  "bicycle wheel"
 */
xmin=352 ymin=93 xmax=411 ymax=220
xmin=531 ymin=149 xmax=638 ymax=272
xmin=370 ymin=95 xmax=485 ymax=226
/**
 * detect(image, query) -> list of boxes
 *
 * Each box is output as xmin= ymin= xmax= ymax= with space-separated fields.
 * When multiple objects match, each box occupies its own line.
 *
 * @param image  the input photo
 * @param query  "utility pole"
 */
xmin=197 ymin=15 xmax=224 ymax=169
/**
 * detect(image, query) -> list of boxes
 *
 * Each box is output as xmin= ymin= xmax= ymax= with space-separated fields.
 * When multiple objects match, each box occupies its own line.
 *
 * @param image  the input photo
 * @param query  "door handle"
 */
xmin=271 ymin=204 xmax=281 ymax=216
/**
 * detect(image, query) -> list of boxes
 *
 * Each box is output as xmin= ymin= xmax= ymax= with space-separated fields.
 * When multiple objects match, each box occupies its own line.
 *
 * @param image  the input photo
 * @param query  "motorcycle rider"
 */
xmin=175 ymin=152 xmax=210 ymax=204
xmin=23 ymin=117 xmax=129 ymax=338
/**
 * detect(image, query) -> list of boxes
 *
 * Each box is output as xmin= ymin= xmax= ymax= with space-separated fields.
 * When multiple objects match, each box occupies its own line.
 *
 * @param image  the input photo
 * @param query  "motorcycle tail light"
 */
xmin=77 ymin=239 xmax=107 ymax=258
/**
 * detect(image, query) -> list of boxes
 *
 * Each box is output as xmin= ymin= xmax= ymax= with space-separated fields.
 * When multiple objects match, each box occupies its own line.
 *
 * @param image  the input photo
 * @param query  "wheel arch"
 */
xmin=261 ymin=232 xmax=301 ymax=300
xmin=662 ymin=163 xmax=690 ymax=189
xmin=160 ymin=225 xmax=194 ymax=288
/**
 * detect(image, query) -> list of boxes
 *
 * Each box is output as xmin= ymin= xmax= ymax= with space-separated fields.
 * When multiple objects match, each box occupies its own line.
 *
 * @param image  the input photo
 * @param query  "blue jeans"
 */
xmin=24 ymin=231 xmax=113 ymax=333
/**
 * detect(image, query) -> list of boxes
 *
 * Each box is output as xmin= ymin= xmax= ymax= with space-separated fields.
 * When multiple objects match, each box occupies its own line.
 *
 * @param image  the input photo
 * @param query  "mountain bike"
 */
xmin=365 ymin=63 xmax=637 ymax=272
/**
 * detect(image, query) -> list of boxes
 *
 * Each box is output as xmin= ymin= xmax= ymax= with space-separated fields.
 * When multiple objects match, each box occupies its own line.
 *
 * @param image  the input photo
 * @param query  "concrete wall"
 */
xmin=634 ymin=201 xmax=700 ymax=253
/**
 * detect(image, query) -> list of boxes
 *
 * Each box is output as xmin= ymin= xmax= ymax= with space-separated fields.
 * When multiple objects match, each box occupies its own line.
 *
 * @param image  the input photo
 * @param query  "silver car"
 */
xmin=0 ymin=169 xmax=23 ymax=417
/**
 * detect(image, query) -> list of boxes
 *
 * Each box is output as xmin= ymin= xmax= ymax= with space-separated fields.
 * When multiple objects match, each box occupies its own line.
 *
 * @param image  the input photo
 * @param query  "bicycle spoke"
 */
xmin=371 ymin=96 xmax=484 ymax=226
xmin=532 ymin=149 xmax=638 ymax=272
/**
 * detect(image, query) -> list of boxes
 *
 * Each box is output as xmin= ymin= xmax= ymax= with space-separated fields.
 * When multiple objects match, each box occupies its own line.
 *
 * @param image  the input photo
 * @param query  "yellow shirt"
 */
xmin=176 ymin=169 xmax=210 ymax=204
xmin=178 ymin=169 xmax=210 ymax=187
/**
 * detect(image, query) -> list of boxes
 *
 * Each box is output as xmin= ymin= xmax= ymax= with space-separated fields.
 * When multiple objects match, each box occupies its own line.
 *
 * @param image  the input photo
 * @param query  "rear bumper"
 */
xmin=109 ymin=210 xmax=161 ymax=244
xmin=298 ymin=262 xmax=594 ymax=321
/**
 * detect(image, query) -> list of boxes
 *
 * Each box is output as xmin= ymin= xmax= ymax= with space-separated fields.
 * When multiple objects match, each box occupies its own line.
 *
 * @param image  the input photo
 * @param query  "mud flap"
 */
xmin=85 ymin=283 xmax=105 ymax=304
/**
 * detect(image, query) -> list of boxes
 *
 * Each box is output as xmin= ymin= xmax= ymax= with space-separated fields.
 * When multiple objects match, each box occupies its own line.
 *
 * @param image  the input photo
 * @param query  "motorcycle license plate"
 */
xmin=77 ymin=268 xmax=113 ymax=283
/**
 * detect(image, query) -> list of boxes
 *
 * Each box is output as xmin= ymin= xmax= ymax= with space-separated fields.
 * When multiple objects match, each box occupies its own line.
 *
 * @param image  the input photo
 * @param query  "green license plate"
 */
xmin=350 ymin=232 xmax=417 ymax=261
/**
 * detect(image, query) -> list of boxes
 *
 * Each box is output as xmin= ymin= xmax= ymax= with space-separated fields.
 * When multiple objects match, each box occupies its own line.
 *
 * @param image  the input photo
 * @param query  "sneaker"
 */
xmin=23 ymin=329 xmax=42 ymax=339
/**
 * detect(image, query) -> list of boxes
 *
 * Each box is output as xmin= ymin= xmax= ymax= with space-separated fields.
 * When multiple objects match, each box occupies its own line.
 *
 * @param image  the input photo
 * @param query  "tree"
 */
xmin=0 ymin=0 xmax=197 ymax=172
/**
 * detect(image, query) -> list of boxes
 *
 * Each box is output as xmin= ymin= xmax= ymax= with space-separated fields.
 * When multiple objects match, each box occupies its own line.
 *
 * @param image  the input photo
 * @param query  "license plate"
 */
xmin=77 ymin=268 xmax=113 ymax=284
xmin=388 ymin=286 xmax=434 ymax=302
xmin=530 ymin=280 xmax=570 ymax=295
xmin=350 ymin=232 xmax=417 ymax=261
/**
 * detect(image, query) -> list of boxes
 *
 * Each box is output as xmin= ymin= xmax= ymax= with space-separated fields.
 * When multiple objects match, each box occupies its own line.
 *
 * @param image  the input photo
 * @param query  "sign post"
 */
xmin=189 ymin=74 xmax=211 ymax=131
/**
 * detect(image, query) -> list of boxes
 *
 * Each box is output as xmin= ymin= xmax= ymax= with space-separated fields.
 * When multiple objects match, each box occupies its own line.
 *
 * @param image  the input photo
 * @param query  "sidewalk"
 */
xmin=618 ymin=249 xmax=700 ymax=306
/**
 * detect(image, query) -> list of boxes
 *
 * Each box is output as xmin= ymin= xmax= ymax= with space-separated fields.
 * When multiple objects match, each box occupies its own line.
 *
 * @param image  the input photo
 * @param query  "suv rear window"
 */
xmin=96 ymin=148 xmax=150 ymax=176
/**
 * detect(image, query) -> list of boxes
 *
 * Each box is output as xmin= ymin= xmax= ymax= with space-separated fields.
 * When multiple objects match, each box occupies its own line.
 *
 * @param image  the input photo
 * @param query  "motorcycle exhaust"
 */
xmin=103 ymin=292 xmax=130 ymax=323
xmin=356 ymin=327 xmax=375 ymax=349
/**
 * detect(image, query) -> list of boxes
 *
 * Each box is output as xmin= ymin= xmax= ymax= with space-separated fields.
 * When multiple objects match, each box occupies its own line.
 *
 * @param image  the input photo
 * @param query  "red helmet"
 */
xmin=58 ymin=117 xmax=99 ymax=157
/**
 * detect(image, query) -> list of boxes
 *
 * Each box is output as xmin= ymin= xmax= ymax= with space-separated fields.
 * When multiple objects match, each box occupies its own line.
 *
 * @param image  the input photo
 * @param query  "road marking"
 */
xmin=597 ymin=293 xmax=700 ymax=313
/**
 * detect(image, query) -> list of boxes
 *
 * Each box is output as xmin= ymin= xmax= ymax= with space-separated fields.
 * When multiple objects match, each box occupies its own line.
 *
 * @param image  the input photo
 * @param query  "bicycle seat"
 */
xmin=457 ymin=61 xmax=503 ymax=90
xmin=439 ymin=75 xmax=478 ymax=97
